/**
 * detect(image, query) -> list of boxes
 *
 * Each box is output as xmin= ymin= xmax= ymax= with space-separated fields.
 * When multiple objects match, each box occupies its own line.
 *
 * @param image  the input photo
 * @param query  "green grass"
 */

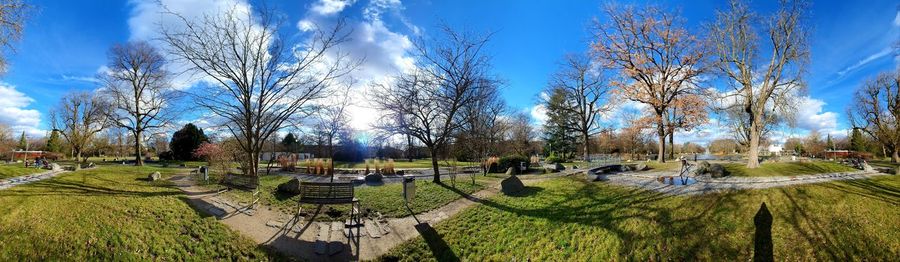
xmin=0 ymin=166 xmax=279 ymax=260
xmin=723 ymin=161 xmax=857 ymax=177
xmin=379 ymin=176 xmax=900 ymax=261
xmin=0 ymin=164 xmax=43 ymax=179
xmin=645 ymin=161 xmax=680 ymax=171
xmin=207 ymin=173 xmax=497 ymax=220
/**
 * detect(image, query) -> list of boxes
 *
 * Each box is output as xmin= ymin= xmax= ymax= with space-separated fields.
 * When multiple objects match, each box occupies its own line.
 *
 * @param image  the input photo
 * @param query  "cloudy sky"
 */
xmin=0 ymin=0 xmax=897 ymax=145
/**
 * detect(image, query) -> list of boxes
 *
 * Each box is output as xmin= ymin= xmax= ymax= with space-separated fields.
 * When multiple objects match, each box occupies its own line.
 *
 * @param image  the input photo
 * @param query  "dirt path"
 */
xmin=170 ymin=171 xmax=570 ymax=261
xmin=0 ymin=169 xmax=68 ymax=190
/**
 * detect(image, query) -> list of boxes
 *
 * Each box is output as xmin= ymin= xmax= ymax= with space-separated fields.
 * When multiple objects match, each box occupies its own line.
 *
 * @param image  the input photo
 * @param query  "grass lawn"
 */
xmin=645 ymin=161 xmax=681 ymax=171
xmin=0 ymin=164 xmax=42 ymax=179
xmin=379 ymin=175 xmax=900 ymax=261
xmin=723 ymin=161 xmax=857 ymax=177
xmin=0 ymin=166 xmax=280 ymax=260
xmin=206 ymin=173 xmax=497 ymax=220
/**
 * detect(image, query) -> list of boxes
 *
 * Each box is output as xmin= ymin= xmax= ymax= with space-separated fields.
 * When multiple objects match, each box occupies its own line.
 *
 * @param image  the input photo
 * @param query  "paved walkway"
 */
xmin=0 ymin=169 xmax=68 ymax=190
xmin=172 ymin=171 xmax=572 ymax=261
xmin=591 ymin=170 xmax=888 ymax=195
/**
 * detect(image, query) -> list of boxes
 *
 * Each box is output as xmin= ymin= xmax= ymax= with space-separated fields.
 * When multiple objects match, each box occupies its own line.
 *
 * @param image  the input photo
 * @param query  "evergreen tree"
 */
xmin=281 ymin=133 xmax=299 ymax=153
xmin=826 ymin=134 xmax=834 ymax=151
xmin=17 ymin=131 xmax=26 ymax=150
xmin=169 ymin=123 xmax=209 ymax=161
xmin=542 ymin=88 xmax=577 ymax=160
xmin=45 ymin=130 xmax=62 ymax=153
xmin=850 ymin=128 xmax=867 ymax=153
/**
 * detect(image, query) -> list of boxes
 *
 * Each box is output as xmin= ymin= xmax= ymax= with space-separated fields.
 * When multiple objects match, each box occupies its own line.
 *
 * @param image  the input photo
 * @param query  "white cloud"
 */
xmin=299 ymin=0 xmax=418 ymax=131
xmin=795 ymin=96 xmax=839 ymax=134
xmin=837 ymin=47 xmax=893 ymax=76
xmin=312 ymin=0 xmax=355 ymax=16
xmin=530 ymin=104 xmax=548 ymax=125
xmin=0 ymin=82 xmax=44 ymax=137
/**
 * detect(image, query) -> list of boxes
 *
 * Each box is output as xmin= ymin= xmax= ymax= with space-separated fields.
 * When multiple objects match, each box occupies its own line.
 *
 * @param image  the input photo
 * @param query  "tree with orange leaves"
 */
xmin=665 ymin=94 xmax=709 ymax=159
xmin=591 ymin=4 xmax=705 ymax=163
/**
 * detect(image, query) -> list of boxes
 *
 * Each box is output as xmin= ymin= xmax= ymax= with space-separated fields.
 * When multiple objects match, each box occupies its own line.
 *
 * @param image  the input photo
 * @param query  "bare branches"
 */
xmin=99 ymin=41 xmax=179 ymax=165
xmin=707 ymin=0 xmax=809 ymax=168
xmin=0 ymin=0 xmax=29 ymax=73
xmin=543 ymin=53 xmax=611 ymax=160
xmin=372 ymin=26 xmax=500 ymax=182
xmin=849 ymin=71 xmax=900 ymax=161
xmin=49 ymin=92 xmax=109 ymax=164
xmin=160 ymin=4 xmax=357 ymax=176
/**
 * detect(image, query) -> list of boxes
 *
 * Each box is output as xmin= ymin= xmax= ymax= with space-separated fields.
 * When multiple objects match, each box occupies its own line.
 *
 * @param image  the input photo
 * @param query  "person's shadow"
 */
xmin=753 ymin=202 xmax=773 ymax=262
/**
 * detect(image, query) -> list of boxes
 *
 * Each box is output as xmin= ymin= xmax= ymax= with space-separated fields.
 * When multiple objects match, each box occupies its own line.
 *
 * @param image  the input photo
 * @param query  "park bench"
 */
xmin=298 ymin=182 xmax=362 ymax=228
xmin=217 ymin=174 xmax=261 ymax=208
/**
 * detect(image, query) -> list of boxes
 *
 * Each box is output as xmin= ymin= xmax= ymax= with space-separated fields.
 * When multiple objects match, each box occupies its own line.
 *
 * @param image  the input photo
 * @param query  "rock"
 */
xmin=500 ymin=175 xmax=525 ymax=195
xmin=708 ymin=164 xmax=729 ymax=178
xmin=634 ymin=163 xmax=648 ymax=171
xmin=619 ymin=165 xmax=631 ymax=172
xmin=277 ymin=178 xmax=302 ymax=194
xmin=148 ymin=172 xmax=161 ymax=181
xmin=396 ymin=170 xmax=405 ymax=176
xmin=505 ymin=167 xmax=516 ymax=175
xmin=50 ymin=163 xmax=61 ymax=171
xmin=553 ymin=163 xmax=565 ymax=172
xmin=364 ymin=173 xmax=383 ymax=183
xmin=571 ymin=165 xmax=578 ymax=170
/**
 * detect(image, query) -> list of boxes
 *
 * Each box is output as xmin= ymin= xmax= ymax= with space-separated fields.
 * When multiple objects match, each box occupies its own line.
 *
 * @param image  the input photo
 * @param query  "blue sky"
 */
xmin=0 ymin=0 xmax=897 ymax=146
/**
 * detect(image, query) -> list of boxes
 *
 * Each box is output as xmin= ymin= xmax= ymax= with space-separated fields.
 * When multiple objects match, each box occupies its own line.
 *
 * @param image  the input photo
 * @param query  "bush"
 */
xmin=544 ymin=155 xmax=563 ymax=164
xmin=158 ymin=151 xmax=174 ymax=161
xmin=498 ymin=155 xmax=530 ymax=173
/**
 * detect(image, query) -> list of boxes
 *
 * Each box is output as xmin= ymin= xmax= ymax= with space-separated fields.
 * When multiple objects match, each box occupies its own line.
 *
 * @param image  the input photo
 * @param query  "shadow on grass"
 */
xmin=0 ymin=178 xmax=183 ymax=198
xmin=753 ymin=202 xmax=773 ymax=262
xmin=414 ymin=222 xmax=460 ymax=262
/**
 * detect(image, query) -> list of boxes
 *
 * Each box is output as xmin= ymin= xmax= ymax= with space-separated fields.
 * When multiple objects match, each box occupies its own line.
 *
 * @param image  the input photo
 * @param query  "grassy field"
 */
xmin=0 ymin=164 xmax=42 ymax=179
xmin=723 ymin=161 xmax=857 ymax=177
xmin=205 ymin=173 xmax=496 ymax=220
xmin=379 ymin=175 xmax=900 ymax=261
xmin=645 ymin=161 xmax=681 ymax=171
xmin=0 ymin=166 xmax=280 ymax=260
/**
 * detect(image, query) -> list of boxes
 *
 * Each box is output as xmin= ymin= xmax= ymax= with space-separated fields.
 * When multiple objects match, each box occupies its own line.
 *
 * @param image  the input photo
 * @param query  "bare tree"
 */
xmin=849 ymin=71 xmax=900 ymax=162
xmin=50 ymin=92 xmax=109 ymax=166
xmin=0 ymin=0 xmax=29 ymax=73
xmin=160 ymin=5 xmax=356 ymax=177
xmin=312 ymin=84 xmax=353 ymax=159
xmin=373 ymin=26 xmax=499 ymax=183
xmin=543 ymin=53 xmax=610 ymax=161
xmin=708 ymin=0 xmax=809 ymax=168
xmin=592 ymin=4 xmax=705 ymax=163
xmin=455 ymin=84 xmax=506 ymax=163
xmin=665 ymin=94 xmax=708 ymax=159
xmin=100 ymin=41 xmax=178 ymax=166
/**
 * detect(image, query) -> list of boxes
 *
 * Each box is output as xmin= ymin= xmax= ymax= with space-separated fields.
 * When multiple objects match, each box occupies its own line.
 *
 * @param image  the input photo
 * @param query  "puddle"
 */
xmin=658 ymin=176 xmax=697 ymax=186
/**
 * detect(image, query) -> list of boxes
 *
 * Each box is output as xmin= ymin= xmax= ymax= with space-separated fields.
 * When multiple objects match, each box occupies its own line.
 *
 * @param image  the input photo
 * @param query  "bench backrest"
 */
xmin=221 ymin=174 xmax=259 ymax=190
xmin=299 ymin=182 xmax=355 ymax=204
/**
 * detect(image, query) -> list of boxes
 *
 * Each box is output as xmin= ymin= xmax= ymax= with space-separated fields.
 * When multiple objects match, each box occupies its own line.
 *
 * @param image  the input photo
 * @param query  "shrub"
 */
xmin=498 ymin=155 xmax=529 ymax=173
xmin=545 ymin=155 xmax=563 ymax=164
xmin=158 ymin=151 xmax=174 ymax=161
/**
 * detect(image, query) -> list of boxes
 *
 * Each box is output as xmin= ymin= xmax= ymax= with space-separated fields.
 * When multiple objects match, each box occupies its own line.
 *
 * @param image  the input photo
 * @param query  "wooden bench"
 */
xmin=298 ymin=182 xmax=362 ymax=228
xmin=217 ymin=174 xmax=261 ymax=208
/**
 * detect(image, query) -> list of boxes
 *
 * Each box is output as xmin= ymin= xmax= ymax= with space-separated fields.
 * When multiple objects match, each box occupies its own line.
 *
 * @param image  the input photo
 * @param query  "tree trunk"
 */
xmin=892 ymin=148 xmax=899 ymax=163
xmin=406 ymin=134 xmax=414 ymax=162
xmin=656 ymin=115 xmax=666 ymax=163
xmin=746 ymin=119 xmax=761 ymax=168
xmin=430 ymin=148 xmax=441 ymax=183
xmin=582 ymin=131 xmax=590 ymax=162
xmin=668 ymin=131 xmax=675 ymax=160
xmin=134 ymin=130 xmax=144 ymax=166
xmin=75 ymin=151 xmax=82 ymax=170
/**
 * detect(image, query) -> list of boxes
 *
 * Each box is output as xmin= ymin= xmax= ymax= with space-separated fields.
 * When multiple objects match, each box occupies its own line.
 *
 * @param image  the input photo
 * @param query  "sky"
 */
xmin=0 ymin=0 xmax=897 ymax=146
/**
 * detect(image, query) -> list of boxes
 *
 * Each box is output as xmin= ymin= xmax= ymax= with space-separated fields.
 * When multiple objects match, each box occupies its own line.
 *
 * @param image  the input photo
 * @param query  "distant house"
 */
xmin=824 ymin=150 xmax=851 ymax=159
xmin=260 ymin=152 xmax=314 ymax=162
xmin=766 ymin=144 xmax=783 ymax=156
xmin=8 ymin=150 xmax=45 ymax=161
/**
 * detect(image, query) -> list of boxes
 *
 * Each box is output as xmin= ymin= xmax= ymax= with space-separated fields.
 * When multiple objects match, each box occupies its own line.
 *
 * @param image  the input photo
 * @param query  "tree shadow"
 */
xmin=415 ymin=222 xmax=460 ymax=262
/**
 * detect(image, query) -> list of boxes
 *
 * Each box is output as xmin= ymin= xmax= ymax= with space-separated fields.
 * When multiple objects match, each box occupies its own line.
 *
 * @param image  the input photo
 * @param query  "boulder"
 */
xmin=708 ymin=164 xmax=729 ymax=178
xmin=396 ymin=170 xmax=405 ymax=176
xmin=634 ymin=163 xmax=648 ymax=171
xmin=571 ymin=165 xmax=578 ymax=170
xmin=553 ymin=163 xmax=565 ymax=172
xmin=277 ymin=178 xmax=302 ymax=194
xmin=365 ymin=173 xmax=384 ymax=183
xmin=500 ymin=175 xmax=525 ymax=195
xmin=619 ymin=165 xmax=632 ymax=172
xmin=50 ymin=163 xmax=61 ymax=171
xmin=148 ymin=172 xmax=161 ymax=181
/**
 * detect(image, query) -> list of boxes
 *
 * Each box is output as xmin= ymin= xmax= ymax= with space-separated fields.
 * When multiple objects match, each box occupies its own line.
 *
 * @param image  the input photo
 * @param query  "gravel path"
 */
xmin=591 ymin=170 xmax=889 ymax=195
xmin=0 ymin=169 xmax=68 ymax=190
